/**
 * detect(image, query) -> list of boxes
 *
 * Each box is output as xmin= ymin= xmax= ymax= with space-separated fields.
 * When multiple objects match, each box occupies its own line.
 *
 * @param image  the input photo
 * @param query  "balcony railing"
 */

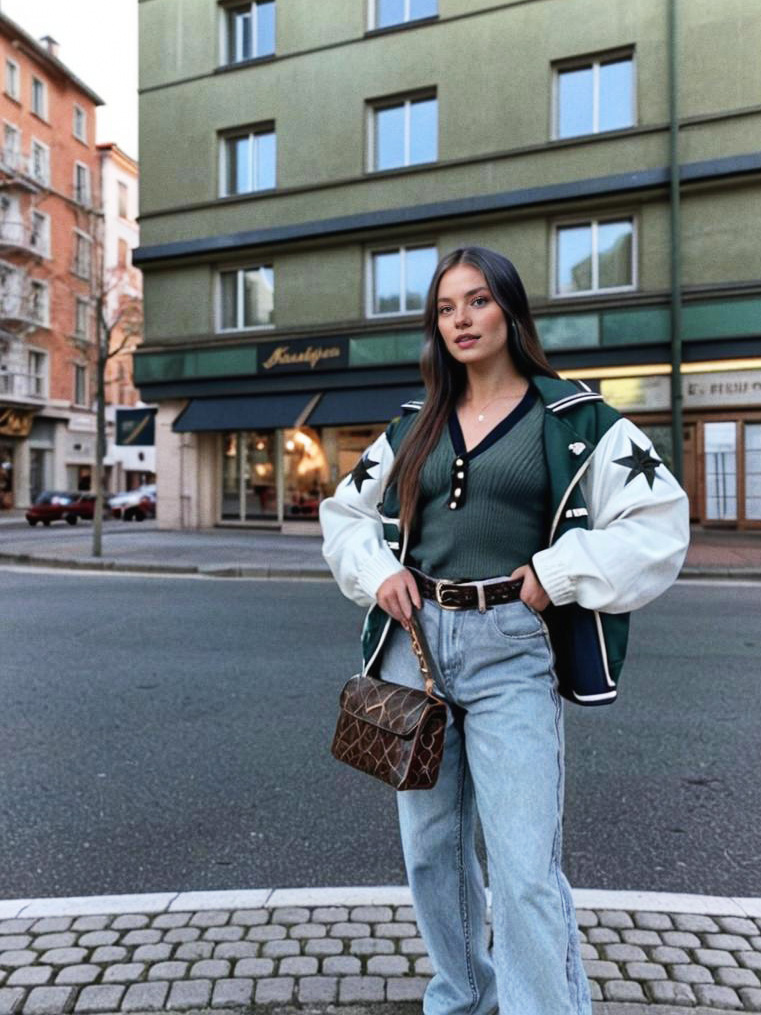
xmin=0 ymin=369 xmax=45 ymax=399
xmin=0 ymin=218 xmax=48 ymax=257
xmin=0 ymin=149 xmax=50 ymax=189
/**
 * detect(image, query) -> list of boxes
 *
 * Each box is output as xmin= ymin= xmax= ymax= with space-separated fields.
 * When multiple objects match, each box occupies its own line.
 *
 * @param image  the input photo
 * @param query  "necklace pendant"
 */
xmin=477 ymin=413 xmax=485 ymax=422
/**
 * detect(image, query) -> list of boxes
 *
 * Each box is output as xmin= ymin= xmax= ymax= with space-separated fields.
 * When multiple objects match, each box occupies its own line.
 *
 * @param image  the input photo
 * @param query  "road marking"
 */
xmin=0 ymin=564 xmax=333 ymax=582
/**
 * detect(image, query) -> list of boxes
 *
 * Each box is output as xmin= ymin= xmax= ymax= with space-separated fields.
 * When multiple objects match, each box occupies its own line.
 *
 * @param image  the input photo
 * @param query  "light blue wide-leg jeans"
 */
xmin=378 ymin=593 xmax=591 ymax=1015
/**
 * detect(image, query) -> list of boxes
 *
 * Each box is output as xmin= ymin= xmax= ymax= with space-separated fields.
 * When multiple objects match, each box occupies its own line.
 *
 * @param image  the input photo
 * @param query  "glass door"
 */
xmin=744 ymin=423 xmax=761 ymax=522
xmin=704 ymin=421 xmax=737 ymax=521
xmin=220 ymin=431 xmax=278 ymax=521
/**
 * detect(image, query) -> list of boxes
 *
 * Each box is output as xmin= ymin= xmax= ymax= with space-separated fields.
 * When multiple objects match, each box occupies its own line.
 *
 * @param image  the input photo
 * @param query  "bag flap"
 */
xmin=340 ymin=675 xmax=437 ymax=736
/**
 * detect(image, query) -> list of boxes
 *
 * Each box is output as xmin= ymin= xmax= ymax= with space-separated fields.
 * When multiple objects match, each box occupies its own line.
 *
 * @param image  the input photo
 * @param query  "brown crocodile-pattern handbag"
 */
xmin=331 ymin=609 xmax=448 ymax=791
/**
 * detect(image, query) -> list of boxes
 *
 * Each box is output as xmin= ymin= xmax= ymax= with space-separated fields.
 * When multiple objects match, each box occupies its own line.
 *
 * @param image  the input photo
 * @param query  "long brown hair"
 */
xmin=385 ymin=246 xmax=558 ymax=534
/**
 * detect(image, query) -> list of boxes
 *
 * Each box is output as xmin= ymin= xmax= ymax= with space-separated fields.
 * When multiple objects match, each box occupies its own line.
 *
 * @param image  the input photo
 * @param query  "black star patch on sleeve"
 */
xmin=345 ymin=453 xmax=379 ymax=492
xmin=613 ymin=439 xmax=662 ymax=489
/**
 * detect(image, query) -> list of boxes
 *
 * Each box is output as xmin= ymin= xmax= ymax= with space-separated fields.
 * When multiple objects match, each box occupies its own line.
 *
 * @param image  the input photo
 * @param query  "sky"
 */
xmin=0 ymin=0 xmax=138 ymax=160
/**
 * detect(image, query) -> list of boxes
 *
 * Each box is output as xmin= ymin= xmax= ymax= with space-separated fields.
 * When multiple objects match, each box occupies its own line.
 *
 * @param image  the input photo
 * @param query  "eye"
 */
xmin=438 ymin=306 xmax=452 ymax=314
xmin=473 ymin=296 xmax=488 ymax=306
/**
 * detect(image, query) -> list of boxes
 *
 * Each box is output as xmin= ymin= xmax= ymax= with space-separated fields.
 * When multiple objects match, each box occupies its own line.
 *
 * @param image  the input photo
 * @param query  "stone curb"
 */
xmin=1 ymin=889 xmax=760 ymax=1014
xmin=1 ymin=551 xmax=760 ymax=583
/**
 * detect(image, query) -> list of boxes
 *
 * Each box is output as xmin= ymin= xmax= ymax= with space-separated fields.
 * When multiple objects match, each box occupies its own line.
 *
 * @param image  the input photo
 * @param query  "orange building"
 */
xmin=0 ymin=12 xmax=103 ymax=508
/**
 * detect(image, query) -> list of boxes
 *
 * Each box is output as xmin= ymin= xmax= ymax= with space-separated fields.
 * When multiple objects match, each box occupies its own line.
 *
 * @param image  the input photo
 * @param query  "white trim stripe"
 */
xmin=0 ymin=887 xmax=759 ymax=919
xmin=547 ymin=392 xmax=604 ymax=413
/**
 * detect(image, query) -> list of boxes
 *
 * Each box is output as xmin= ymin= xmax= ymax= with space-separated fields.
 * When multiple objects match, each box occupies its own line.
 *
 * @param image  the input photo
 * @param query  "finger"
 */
xmin=405 ymin=572 xmax=423 ymax=609
xmin=508 ymin=565 xmax=527 ymax=580
xmin=396 ymin=582 xmax=414 ymax=623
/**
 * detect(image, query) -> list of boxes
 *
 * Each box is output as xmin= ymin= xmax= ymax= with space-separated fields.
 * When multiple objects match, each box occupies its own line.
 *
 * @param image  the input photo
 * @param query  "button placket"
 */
xmin=448 ymin=456 xmax=468 ymax=510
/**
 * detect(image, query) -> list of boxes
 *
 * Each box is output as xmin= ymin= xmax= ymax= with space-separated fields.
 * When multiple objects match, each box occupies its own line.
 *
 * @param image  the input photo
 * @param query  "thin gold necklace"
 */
xmin=463 ymin=388 xmax=526 ymax=422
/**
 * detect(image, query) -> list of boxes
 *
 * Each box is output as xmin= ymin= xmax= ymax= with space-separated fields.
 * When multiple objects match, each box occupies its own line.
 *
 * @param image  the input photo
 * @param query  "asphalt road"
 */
xmin=0 ymin=568 xmax=758 ymax=901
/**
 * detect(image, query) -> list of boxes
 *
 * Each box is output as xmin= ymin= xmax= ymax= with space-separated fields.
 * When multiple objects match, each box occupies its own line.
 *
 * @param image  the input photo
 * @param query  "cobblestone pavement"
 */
xmin=0 ymin=890 xmax=760 ymax=1013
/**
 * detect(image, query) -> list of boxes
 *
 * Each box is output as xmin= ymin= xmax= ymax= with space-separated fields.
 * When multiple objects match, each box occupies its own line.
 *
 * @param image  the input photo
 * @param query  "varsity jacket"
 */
xmin=319 ymin=375 xmax=690 ymax=705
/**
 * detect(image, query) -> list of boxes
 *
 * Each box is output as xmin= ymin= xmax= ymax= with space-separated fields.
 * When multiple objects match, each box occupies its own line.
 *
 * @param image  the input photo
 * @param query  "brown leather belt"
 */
xmin=409 ymin=566 xmax=524 ymax=613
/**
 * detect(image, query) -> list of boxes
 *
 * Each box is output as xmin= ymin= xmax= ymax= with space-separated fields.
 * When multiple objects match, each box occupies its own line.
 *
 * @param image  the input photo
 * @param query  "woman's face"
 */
xmin=435 ymin=263 xmax=510 ymax=367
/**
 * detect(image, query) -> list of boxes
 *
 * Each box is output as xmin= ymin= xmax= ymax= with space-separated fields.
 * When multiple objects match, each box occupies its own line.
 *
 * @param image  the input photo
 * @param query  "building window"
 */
xmin=368 ymin=244 xmax=437 ymax=315
xmin=0 ymin=193 xmax=21 ymax=244
xmin=74 ymin=364 xmax=87 ymax=407
xmin=118 ymin=238 xmax=130 ymax=268
xmin=30 ymin=139 xmax=50 ymax=186
xmin=372 ymin=0 xmax=437 ymax=30
xmin=29 ymin=279 xmax=49 ymax=326
xmin=553 ymin=217 xmax=635 ymax=297
xmin=370 ymin=93 xmax=437 ymax=172
xmin=221 ymin=127 xmax=276 ymax=195
xmin=75 ymin=296 xmax=91 ymax=339
xmin=118 ymin=180 xmax=129 ymax=218
xmin=554 ymin=53 xmax=634 ymax=139
xmin=72 ymin=231 xmax=92 ymax=279
xmin=73 ymin=104 xmax=87 ymax=142
xmin=74 ymin=162 xmax=91 ymax=205
xmin=224 ymin=1 xmax=275 ymax=64
xmin=0 ymin=261 xmax=21 ymax=316
xmin=218 ymin=265 xmax=274 ymax=330
xmin=28 ymin=350 xmax=47 ymax=397
xmin=29 ymin=211 xmax=51 ymax=256
xmin=31 ymin=76 xmax=47 ymax=119
xmin=2 ymin=123 xmax=20 ymax=170
xmin=5 ymin=58 xmax=20 ymax=101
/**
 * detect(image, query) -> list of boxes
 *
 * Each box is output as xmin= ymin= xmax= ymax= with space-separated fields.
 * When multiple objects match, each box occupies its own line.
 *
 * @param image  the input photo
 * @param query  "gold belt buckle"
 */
xmin=434 ymin=579 xmax=462 ymax=610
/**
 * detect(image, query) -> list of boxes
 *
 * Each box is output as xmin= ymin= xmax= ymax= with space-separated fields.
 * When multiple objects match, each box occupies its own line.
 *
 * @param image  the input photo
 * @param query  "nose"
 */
xmin=454 ymin=303 xmax=472 ymax=329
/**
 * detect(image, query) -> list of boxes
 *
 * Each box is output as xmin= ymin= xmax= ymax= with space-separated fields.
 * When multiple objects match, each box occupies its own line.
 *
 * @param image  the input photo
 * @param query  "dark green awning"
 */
xmin=172 ymin=392 xmax=314 ymax=432
xmin=306 ymin=385 xmax=424 ymax=426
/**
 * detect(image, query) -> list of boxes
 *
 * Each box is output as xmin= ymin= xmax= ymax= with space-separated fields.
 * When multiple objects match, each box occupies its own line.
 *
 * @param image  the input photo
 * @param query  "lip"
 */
xmin=455 ymin=333 xmax=480 ymax=345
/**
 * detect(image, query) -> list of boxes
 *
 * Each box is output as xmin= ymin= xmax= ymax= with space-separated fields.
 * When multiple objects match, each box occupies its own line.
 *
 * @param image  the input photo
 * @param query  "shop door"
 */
xmin=682 ymin=423 xmax=698 ymax=521
xmin=0 ymin=441 xmax=14 ymax=509
xmin=29 ymin=448 xmax=51 ymax=503
xmin=744 ymin=423 xmax=761 ymax=525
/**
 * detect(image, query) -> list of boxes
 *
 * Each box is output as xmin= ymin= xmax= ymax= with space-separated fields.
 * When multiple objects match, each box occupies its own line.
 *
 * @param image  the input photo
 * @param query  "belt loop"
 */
xmin=475 ymin=581 xmax=487 ymax=613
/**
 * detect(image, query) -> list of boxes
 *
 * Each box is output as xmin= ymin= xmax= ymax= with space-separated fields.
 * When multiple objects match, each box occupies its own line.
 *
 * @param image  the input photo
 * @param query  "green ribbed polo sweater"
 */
xmin=406 ymin=388 xmax=550 ymax=580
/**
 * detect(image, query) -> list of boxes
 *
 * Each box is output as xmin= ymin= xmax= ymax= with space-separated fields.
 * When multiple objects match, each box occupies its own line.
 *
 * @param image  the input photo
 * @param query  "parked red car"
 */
xmin=25 ymin=491 xmax=95 ymax=526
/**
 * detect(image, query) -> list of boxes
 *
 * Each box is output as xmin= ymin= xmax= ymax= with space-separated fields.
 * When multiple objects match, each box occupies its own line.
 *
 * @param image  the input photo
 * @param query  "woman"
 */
xmin=319 ymin=246 xmax=689 ymax=1015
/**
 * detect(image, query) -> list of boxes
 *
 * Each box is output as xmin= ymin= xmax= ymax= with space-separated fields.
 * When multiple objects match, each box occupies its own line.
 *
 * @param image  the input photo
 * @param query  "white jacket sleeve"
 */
xmin=532 ymin=417 xmax=690 ymax=613
xmin=318 ymin=429 xmax=408 ymax=608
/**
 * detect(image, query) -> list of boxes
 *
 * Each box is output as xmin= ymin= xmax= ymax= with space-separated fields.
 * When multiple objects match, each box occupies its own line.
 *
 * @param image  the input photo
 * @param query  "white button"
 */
xmin=457 ymin=471 xmax=464 ymax=479
xmin=454 ymin=487 xmax=461 ymax=497
xmin=449 ymin=501 xmax=457 ymax=509
xmin=455 ymin=458 xmax=463 ymax=466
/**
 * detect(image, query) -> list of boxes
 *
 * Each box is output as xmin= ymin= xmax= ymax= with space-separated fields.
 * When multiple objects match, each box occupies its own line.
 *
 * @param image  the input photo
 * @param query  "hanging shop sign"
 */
xmin=258 ymin=336 xmax=349 ymax=373
xmin=116 ymin=408 xmax=157 ymax=446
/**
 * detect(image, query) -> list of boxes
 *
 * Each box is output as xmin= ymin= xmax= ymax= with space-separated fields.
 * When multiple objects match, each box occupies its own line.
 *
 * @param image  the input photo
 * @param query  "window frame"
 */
xmin=218 ymin=123 xmax=277 ymax=197
xmin=368 ymin=0 xmax=438 ymax=31
xmin=27 ymin=347 xmax=48 ymax=398
xmin=73 ymin=363 xmax=88 ymax=408
xmin=2 ymin=121 xmax=20 ymax=169
xmin=365 ymin=241 xmax=438 ymax=318
xmin=550 ymin=213 xmax=638 ymax=299
xmin=367 ymin=90 xmax=437 ymax=173
xmin=215 ymin=264 xmax=275 ymax=333
xmin=73 ymin=103 xmax=87 ymax=143
xmin=30 ymin=209 xmax=51 ymax=257
xmin=72 ymin=228 xmax=92 ymax=280
xmin=31 ymin=75 xmax=48 ymax=120
xmin=74 ymin=295 xmax=92 ymax=340
xmin=4 ymin=58 xmax=20 ymax=102
xmin=30 ymin=137 xmax=50 ymax=186
xmin=29 ymin=278 xmax=50 ymax=327
xmin=221 ymin=1 xmax=276 ymax=65
xmin=73 ymin=161 xmax=92 ymax=206
xmin=551 ymin=48 xmax=636 ymax=141
xmin=117 ymin=180 xmax=129 ymax=218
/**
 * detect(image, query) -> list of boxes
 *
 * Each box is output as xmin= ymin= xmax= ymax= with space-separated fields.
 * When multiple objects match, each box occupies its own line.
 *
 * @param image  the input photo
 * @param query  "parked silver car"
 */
xmin=108 ymin=483 xmax=157 ymax=521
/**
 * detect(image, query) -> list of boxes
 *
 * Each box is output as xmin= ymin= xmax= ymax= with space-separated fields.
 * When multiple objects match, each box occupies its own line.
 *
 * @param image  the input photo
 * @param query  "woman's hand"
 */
xmin=509 ymin=563 xmax=550 ymax=612
xmin=376 ymin=568 xmax=423 ymax=630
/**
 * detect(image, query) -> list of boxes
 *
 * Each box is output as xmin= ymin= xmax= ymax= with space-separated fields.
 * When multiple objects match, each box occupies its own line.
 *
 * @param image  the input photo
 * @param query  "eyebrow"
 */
xmin=437 ymin=286 xmax=489 ymax=303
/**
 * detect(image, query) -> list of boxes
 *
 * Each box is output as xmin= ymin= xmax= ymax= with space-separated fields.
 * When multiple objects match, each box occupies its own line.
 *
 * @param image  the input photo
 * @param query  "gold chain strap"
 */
xmin=407 ymin=610 xmax=438 ymax=699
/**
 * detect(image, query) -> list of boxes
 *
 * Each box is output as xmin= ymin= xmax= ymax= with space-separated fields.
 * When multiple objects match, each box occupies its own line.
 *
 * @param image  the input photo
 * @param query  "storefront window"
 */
xmin=283 ymin=426 xmax=329 ymax=519
xmin=0 ymin=442 xmax=13 ymax=509
xmin=245 ymin=432 xmax=277 ymax=518
xmin=744 ymin=423 xmax=761 ymax=521
xmin=704 ymin=421 xmax=737 ymax=521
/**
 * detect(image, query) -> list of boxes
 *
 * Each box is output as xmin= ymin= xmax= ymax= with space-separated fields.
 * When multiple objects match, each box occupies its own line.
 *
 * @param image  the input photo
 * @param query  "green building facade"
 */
xmin=134 ymin=0 xmax=761 ymax=529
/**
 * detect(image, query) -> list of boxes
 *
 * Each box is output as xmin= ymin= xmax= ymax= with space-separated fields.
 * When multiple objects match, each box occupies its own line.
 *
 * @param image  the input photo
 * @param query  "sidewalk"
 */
xmin=0 ymin=519 xmax=760 ymax=579
xmin=1 ymin=886 xmax=760 ymax=1014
